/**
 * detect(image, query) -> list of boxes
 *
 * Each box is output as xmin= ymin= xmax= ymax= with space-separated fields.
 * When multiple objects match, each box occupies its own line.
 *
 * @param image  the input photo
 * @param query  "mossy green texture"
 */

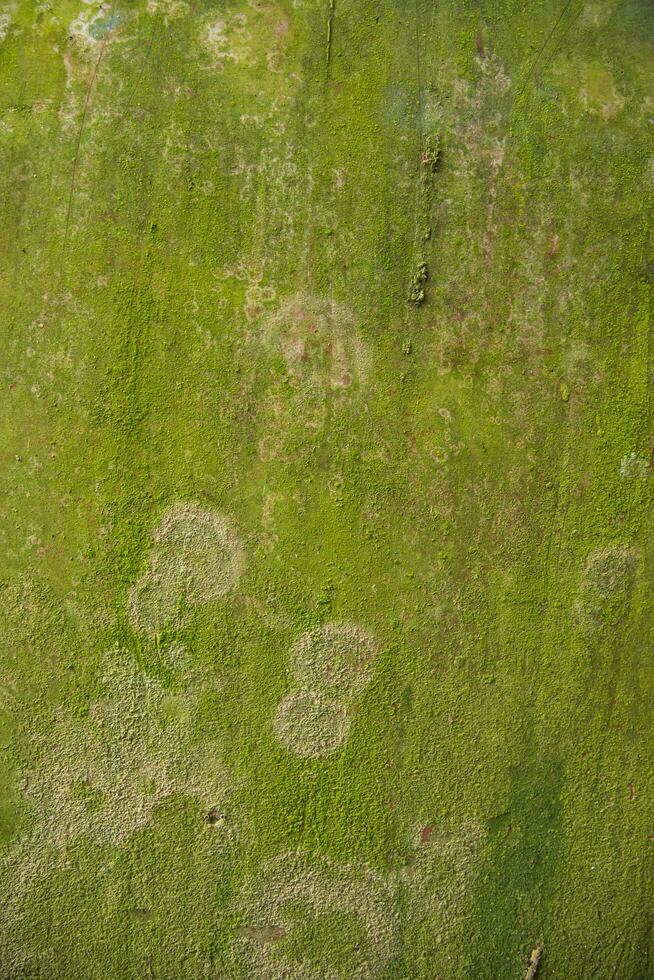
xmin=1 ymin=0 xmax=653 ymax=976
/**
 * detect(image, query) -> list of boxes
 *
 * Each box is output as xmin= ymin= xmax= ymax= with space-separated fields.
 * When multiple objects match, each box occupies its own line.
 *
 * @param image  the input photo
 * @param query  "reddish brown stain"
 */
xmin=546 ymin=234 xmax=560 ymax=259
xmin=238 ymin=924 xmax=285 ymax=943
xmin=421 ymin=825 xmax=434 ymax=844
xmin=275 ymin=16 xmax=290 ymax=36
xmin=475 ymin=33 xmax=485 ymax=58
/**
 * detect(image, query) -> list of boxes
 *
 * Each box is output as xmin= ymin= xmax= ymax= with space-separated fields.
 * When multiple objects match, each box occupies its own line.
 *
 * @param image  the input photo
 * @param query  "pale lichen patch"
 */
xmin=202 ymin=12 xmax=250 ymax=70
xmin=619 ymin=452 xmax=649 ymax=480
xmin=401 ymin=821 xmax=486 ymax=967
xmin=263 ymin=292 xmax=370 ymax=392
xmin=235 ymin=850 xmax=399 ymax=979
xmin=272 ymin=622 xmax=379 ymax=757
xmin=0 ymin=649 xmax=229 ymax=964
xmin=272 ymin=689 xmax=350 ymax=758
xmin=289 ymin=622 xmax=379 ymax=700
xmin=254 ymin=292 xmax=371 ymax=462
xmin=0 ymin=12 xmax=11 ymax=43
xmin=575 ymin=544 xmax=639 ymax=631
xmin=128 ymin=502 xmax=245 ymax=635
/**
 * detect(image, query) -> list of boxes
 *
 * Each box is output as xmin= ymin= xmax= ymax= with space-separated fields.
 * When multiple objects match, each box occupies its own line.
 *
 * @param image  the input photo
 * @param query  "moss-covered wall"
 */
xmin=0 ymin=1 xmax=653 ymax=976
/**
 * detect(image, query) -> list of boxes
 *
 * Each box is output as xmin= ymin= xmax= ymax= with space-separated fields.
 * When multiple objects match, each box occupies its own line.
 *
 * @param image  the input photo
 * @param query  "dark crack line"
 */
xmin=513 ymin=0 xmax=576 ymax=106
xmin=60 ymin=18 xmax=113 ymax=265
xmin=112 ymin=18 xmax=159 ymax=135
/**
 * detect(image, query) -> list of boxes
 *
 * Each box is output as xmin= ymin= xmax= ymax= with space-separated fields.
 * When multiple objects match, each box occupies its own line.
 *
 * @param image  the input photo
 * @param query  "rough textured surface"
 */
xmin=271 ymin=622 xmax=379 ymax=756
xmin=128 ymin=502 xmax=245 ymax=634
xmin=1 ymin=0 xmax=653 ymax=976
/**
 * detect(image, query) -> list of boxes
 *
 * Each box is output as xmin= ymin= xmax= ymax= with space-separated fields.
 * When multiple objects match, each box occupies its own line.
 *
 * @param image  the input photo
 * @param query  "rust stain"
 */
xmin=420 ymin=825 xmax=434 ymax=844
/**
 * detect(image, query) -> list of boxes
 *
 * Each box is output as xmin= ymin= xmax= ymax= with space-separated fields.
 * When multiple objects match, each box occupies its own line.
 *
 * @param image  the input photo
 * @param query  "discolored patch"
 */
xmin=200 ymin=0 xmax=291 ymax=77
xmin=271 ymin=623 xmax=380 ymax=757
xmin=23 ymin=649 xmax=224 ymax=844
xmin=262 ymin=292 xmax=369 ymax=392
xmin=575 ymin=544 xmax=639 ymax=632
xmin=147 ymin=0 xmax=190 ymax=20
xmin=202 ymin=11 xmax=251 ymax=70
xmin=579 ymin=61 xmax=624 ymax=119
xmin=620 ymin=452 xmax=649 ymax=481
xmin=289 ymin=623 xmax=379 ymax=700
xmin=69 ymin=4 xmax=126 ymax=48
xmin=128 ymin=502 xmax=245 ymax=635
xmin=252 ymin=292 xmax=371 ymax=461
xmin=0 ymin=12 xmax=11 ymax=43
xmin=272 ymin=689 xmax=350 ymax=758
xmin=234 ymin=851 xmax=399 ymax=979
xmin=0 ymin=648 xmax=229 ymax=952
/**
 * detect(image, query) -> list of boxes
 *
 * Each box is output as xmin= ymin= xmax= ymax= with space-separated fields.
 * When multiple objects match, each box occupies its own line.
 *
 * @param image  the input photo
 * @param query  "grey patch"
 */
xmin=620 ymin=452 xmax=649 ymax=480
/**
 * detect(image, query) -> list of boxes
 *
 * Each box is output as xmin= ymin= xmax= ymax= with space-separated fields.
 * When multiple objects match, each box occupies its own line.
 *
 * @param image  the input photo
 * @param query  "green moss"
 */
xmin=0 ymin=0 xmax=653 ymax=976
